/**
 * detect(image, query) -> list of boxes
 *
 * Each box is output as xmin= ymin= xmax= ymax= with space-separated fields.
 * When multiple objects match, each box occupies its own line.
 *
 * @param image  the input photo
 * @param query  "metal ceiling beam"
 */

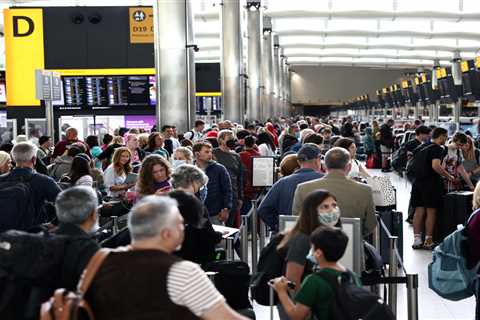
xmin=266 ymin=10 xmax=480 ymax=21
xmin=279 ymin=43 xmax=480 ymax=52
xmin=285 ymin=53 xmax=454 ymax=61
xmin=277 ymin=29 xmax=480 ymax=41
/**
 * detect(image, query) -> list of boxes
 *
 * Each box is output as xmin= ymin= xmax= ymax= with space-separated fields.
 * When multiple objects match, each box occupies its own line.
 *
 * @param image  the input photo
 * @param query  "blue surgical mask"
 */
xmin=306 ymin=248 xmax=318 ymax=264
xmin=318 ymin=208 xmax=341 ymax=227
xmin=172 ymin=159 xmax=187 ymax=168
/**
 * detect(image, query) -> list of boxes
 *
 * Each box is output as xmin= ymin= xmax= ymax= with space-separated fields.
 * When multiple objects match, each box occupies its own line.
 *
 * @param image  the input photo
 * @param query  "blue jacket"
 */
xmin=258 ymin=168 xmax=323 ymax=230
xmin=203 ymin=161 xmax=233 ymax=217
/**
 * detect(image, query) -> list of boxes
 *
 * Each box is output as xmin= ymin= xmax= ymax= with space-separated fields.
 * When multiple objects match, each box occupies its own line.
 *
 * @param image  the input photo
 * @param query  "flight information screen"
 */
xmin=63 ymin=77 xmax=85 ymax=106
xmin=85 ymin=77 xmax=107 ymax=106
xmin=106 ymin=76 xmax=129 ymax=106
xmin=127 ymin=76 xmax=149 ymax=106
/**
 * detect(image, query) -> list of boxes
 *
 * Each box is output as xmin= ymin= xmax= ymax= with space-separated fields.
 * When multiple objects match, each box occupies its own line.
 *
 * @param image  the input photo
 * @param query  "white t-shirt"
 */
xmin=258 ymin=143 xmax=275 ymax=157
xmin=103 ymin=164 xmax=126 ymax=198
xmin=167 ymin=260 xmax=225 ymax=317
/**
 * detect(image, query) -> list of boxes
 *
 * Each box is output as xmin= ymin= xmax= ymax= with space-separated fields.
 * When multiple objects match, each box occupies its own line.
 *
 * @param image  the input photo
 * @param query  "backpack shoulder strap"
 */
xmin=76 ymin=249 xmax=111 ymax=295
xmin=475 ymin=149 xmax=480 ymax=164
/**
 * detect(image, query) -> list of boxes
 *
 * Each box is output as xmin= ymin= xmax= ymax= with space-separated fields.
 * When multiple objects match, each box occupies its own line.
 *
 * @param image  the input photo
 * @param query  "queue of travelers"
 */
xmin=0 ymin=115 xmax=478 ymax=320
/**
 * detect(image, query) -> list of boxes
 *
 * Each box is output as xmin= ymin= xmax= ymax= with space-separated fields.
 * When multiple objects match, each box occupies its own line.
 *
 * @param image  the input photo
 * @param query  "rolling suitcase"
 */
xmin=435 ymin=191 xmax=473 ymax=243
xmin=378 ymin=210 xmax=403 ymax=265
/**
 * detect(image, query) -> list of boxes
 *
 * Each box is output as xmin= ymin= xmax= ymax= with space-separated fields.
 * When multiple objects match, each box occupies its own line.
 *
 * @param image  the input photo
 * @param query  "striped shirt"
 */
xmin=167 ymin=260 xmax=225 ymax=317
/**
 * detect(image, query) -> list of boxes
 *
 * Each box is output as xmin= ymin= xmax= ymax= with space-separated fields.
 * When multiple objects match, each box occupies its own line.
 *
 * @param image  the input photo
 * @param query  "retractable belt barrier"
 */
xmin=370 ymin=214 xmax=419 ymax=320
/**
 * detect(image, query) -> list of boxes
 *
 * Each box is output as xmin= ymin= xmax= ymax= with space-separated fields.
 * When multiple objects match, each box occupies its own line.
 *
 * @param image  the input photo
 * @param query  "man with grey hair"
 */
xmin=52 ymin=186 xmax=99 ymax=290
xmin=213 ymin=129 xmax=244 ymax=227
xmin=87 ymin=196 xmax=247 ymax=320
xmin=0 ymin=142 xmax=61 ymax=232
xmin=291 ymin=147 xmax=376 ymax=236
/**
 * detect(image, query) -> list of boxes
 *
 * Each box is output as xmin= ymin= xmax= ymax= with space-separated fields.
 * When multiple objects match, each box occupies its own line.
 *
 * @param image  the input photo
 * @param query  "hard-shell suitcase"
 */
xmin=435 ymin=191 xmax=473 ymax=243
xmin=378 ymin=210 xmax=404 ymax=265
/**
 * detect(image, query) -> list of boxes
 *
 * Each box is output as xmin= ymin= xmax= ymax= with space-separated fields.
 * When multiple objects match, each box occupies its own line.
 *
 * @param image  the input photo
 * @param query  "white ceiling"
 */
xmin=1 ymin=0 xmax=480 ymax=68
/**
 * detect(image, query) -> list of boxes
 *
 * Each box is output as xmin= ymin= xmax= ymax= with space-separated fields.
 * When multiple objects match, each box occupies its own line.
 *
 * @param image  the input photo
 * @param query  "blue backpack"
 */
xmin=428 ymin=211 xmax=480 ymax=301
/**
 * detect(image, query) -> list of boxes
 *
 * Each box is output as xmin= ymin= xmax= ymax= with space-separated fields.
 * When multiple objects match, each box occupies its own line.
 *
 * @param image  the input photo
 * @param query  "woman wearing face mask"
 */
xmin=172 ymin=146 xmax=194 ymax=168
xmin=276 ymin=189 xmax=340 ymax=320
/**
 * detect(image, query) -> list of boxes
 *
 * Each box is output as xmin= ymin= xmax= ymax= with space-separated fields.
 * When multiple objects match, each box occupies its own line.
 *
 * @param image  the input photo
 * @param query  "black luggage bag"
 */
xmin=204 ymin=260 xmax=253 ymax=311
xmin=378 ymin=210 xmax=404 ymax=265
xmin=434 ymin=191 xmax=473 ymax=243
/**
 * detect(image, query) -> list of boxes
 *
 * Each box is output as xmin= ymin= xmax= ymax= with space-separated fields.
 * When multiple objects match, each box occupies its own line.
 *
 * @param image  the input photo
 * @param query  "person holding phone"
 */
xmin=104 ymin=147 xmax=135 ymax=199
xmin=136 ymin=154 xmax=172 ymax=199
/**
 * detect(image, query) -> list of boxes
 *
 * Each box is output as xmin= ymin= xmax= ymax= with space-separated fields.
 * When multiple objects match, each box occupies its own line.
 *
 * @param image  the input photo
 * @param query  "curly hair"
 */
xmin=136 ymin=154 xmax=172 ymax=196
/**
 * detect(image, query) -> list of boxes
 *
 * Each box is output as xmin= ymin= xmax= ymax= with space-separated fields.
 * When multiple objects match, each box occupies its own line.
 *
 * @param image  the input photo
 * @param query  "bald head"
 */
xmin=324 ymin=147 xmax=351 ymax=171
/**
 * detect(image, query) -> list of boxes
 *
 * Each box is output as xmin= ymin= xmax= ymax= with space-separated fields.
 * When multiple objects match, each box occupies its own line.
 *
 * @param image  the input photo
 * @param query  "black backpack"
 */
xmin=405 ymin=143 xmax=435 ymax=183
xmin=316 ymin=270 xmax=395 ymax=320
xmin=250 ymin=233 xmax=285 ymax=306
xmin=391 ymin=144 xmax=408 ymax=172
xmin=0 ymin=173 xmax=36 ymax=232
xmin=0 ymin=230 xmax=69 ymax=319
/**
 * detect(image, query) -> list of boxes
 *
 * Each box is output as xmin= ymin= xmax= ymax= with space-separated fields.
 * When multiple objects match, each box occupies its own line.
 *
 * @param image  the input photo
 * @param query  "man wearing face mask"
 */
xmin=213 ymin=130 xmax=245 ymax=227
xmin=292 ymin=147 xmax=376 ymax=237
xmin=86 ymin=196 xmax=248 ymax=320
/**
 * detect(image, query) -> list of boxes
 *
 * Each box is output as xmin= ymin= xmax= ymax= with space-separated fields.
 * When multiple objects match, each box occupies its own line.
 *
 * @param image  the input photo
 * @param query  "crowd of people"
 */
xmin=0 ymin=115 xmax=479 ymax=319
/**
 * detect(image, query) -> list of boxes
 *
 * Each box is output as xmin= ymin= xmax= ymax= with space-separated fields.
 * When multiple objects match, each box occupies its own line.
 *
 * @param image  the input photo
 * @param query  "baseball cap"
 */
xmin=297 ymin=143 xmax=322 ymax=161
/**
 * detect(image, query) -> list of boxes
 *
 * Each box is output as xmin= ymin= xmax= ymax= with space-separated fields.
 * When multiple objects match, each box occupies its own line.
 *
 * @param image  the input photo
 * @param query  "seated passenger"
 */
xmin=172 ymin=146 xmax=194 ymax=168
xmin=103 ymin=147 xmax=134 ymax=200
xmin=0 ymin=150 xmax=12 ymax=174
xmin=52 ymin=186 xmax=100 ymax=290
xmin=0 ymin=142 xmax=61 ymax=232
xmin=292 ymin=147 xmax=376 ymax=237
xmin=333 ymin=138 xmax=370 ymax=179
xmin=275 ymin=190 xmax=341 ymax=320
xmin=86 ymin=196 xmax=247 ymax=320
xmin=258 ymin=144 xmax=323 ymax=231
xmin=271 ymin=226 xmax=356 ymax=320
xmin=48 ymin=145 xmax=83 ymax=181
xmin=145 ymin=132 xmax=170 ymax=160
xmin=135 ymin=154 xmax=172 ymax=198
xmin=60 ymin=153 xmax=94 ymax=187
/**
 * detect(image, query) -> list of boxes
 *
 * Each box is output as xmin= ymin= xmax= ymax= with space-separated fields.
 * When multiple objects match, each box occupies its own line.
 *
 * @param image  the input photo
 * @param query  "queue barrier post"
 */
xmin=259 ymin=218 xmax=266 ymax=251
xmin=112 ymin=216 xmax=119 ymax=235
xmin=388 ymin=236 xmax=398 ymax=316
xmin=251 ymin=199 xmax=259 ymax=274
xmin=241 ymin=215 xmax=249 ymax=263
xmin=226 ymin=237 xmax=235 ymax=261
xmin=407 ymin=274 xmax=419 ymax=320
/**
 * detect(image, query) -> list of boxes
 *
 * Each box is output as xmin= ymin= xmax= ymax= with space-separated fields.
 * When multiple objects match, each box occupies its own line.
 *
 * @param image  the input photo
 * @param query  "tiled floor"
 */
xmin=253 ymin=170 xmax=476 ymax=320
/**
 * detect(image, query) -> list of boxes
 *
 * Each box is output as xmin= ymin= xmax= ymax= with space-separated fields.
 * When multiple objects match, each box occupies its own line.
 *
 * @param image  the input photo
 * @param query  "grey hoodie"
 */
xmin=48 ymin=155 xmax=73 ymax=181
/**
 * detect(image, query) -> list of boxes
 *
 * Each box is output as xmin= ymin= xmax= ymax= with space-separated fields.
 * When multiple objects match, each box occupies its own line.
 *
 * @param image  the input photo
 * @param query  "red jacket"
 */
xmin=239 ymin=149 xmax=261 ymax=200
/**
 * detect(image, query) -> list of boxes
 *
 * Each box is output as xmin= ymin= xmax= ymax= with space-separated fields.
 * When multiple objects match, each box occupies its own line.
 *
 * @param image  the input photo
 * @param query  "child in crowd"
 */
xmin=270 ymin=226 xmax=360 ymax=320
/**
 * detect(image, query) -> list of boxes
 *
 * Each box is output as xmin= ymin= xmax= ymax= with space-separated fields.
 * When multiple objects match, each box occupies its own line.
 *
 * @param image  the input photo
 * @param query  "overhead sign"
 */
xmin=35 ymin=70 xmax=62 ymax=101
xmin=129 ymin=7 xmax=154 ymax=44
xmin=4 ymin=8 xmax=45 ymax=106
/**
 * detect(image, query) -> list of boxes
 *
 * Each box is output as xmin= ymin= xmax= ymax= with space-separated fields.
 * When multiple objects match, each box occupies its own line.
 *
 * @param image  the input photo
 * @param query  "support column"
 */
xmin=278 ymin=48 xmax=285 ymax=117
xmin=246 ymin=1 xmax=262 ymax=122
xmin=221 ymin=0 xmax=243 ymax=124
xmin=154 ymin=0 xmax=195 ymax=133
xmin=273 ymin=37 xmax=281 ymax=118
xmin=262 ymin=16 xmax=274 ymax=121
xmin=452 ymin=52 xmax=462 ymax=131
xmin=283 ymin=59 xmax=290 ymax=116
xmin=414 ymin=101 xmax=420 ymax=119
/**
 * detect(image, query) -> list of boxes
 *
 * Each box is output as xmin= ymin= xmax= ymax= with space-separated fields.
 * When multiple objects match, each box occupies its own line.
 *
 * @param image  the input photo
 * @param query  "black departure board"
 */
xmin=107 ymin=76 xmax=128 ymax=106
xmin=127 ymin=76 xmax=149 ymax=106
xmin=64 ymin=77 xmax=85 ymax=106
xmin=85 ymin=77 xmax=107 ymax=106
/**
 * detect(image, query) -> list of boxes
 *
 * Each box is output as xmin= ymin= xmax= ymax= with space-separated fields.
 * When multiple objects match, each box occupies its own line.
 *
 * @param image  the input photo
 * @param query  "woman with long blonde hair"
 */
xmin=103 ymin=147 xmax=133 ymax=199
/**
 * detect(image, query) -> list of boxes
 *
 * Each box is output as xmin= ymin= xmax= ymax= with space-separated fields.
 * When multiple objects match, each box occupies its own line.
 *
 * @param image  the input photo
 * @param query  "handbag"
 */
xmin=366 ymin=176 xmax=396 ymax=208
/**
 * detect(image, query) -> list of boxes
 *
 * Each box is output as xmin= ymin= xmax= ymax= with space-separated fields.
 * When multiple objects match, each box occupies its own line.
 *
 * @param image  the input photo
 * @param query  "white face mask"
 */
xmin=306 ymin=248 xmax=318 ymax=264
xmin=318 ymin=208 xmax=341 ymax=227
xmin=172 ymin=159 xmax=187 ymax=168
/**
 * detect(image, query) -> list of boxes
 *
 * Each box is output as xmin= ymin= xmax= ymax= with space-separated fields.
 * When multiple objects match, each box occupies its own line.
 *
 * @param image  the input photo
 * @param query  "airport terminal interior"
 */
xmin=0 ymin=0 xmax=480 ymax=320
